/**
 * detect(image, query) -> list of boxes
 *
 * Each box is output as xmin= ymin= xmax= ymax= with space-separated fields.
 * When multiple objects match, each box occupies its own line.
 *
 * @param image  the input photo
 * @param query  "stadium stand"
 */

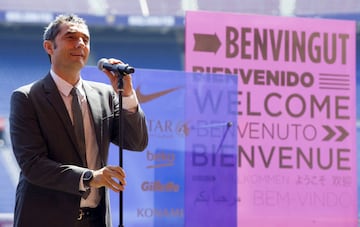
xmin=1 ymin=0 xmax=359 ymax=16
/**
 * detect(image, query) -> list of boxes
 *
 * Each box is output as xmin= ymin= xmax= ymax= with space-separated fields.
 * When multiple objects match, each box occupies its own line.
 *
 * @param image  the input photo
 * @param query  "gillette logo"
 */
xmin=146 ymin=150 xmax=175 ymax=169
xmin=141 ymin=181 xmax=180 ymax=192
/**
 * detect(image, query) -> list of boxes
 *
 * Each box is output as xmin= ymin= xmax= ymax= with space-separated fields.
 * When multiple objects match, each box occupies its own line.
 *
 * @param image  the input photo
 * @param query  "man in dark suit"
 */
xmin=9 ymin=14 xmax=148 ymax=227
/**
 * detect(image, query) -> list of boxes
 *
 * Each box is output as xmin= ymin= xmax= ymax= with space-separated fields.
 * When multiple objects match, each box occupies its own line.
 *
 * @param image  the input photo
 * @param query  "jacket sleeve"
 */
xmin=109 ymin=90 xmax=149 ymax=151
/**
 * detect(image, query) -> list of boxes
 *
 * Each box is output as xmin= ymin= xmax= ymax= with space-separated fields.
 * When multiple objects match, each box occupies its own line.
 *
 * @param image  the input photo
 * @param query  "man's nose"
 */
xmin=76 ymin=38 xmax=86 ymax=48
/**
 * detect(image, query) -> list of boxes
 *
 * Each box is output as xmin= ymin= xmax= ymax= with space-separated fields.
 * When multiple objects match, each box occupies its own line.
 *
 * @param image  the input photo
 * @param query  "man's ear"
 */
xmin=43 ymin=40 xmax=54 ymax=55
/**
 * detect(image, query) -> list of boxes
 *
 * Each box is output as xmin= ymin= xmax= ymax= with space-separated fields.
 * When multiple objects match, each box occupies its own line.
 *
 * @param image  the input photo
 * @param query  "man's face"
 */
xmin=48 ymin=22 xmax=90 ymax=71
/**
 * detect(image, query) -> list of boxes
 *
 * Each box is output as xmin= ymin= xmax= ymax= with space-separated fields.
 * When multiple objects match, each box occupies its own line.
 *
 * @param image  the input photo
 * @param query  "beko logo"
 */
xmin=146 ymin=150 xmax=175 ymax=169
xmin=141 ymin=181 xmax=180 ymax=192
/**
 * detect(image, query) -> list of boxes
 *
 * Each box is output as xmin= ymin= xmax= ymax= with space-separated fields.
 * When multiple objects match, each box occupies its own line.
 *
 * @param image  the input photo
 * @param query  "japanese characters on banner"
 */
xmin=185 ymin=11 xmax=357 ymax=227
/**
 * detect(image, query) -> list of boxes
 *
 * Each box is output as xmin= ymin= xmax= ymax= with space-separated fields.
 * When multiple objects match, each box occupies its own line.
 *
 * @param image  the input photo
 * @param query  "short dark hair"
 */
xmin=43 ymin=14 xmax=87 ymax=41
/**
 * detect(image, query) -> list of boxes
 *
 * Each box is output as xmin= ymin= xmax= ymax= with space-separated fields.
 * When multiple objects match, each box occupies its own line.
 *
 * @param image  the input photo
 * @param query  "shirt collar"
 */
xmin=50 ymin=70 xmax=85 ymax=98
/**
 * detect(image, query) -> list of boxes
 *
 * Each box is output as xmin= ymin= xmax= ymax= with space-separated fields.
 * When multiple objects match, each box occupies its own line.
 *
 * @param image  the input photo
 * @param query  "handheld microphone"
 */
xmin=97 ymin=58 xmax=135 ymax=75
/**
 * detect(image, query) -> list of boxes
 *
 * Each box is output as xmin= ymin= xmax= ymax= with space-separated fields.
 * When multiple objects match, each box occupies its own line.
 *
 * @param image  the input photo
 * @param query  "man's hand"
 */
xmin=101 ymin=58 xmax=134 ymax=97
xmin=90 ymin=166 xmax=126 ymax=192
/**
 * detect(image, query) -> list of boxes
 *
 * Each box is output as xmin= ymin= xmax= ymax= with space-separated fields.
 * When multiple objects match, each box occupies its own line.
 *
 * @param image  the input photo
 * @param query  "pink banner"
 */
xmin=185 ymin=11 xmax=357 ymax=227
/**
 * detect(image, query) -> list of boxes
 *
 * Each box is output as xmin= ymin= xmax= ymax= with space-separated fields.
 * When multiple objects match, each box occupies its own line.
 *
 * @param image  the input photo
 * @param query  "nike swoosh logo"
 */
xmin=135 ymin=86 xmax=182 ymax=104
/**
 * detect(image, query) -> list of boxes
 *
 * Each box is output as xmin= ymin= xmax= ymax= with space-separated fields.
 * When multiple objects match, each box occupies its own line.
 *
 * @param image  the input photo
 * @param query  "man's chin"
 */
xmin=73 ymin=58 xmax=87 ymax=67
xmin=69 ymin=61 xmax=86 ymax=72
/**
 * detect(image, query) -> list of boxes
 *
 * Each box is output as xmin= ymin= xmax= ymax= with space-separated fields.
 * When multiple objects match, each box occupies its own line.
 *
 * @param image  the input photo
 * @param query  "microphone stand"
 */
xmin=216 ymin=122 xmax=232 ymax=154
xmin=116 ymin=71 xmax=125 ymax=227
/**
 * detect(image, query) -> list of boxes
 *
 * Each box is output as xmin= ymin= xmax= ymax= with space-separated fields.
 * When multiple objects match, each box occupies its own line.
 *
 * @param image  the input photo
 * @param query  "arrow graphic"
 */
xmin=335 ymin=125 xmax=349 ymax=141
xmin=322 ymin=125 xmax=336 ymax=141
xmin=322 ymin=125 xmax=349 ymax=142
xmin=193 ymin=33 xmax=221 ymax=54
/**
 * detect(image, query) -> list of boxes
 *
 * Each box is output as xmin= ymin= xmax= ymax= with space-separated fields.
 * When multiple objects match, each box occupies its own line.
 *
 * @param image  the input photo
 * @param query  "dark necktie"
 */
xmin=70 ymin=87 xmax=87 ymax=166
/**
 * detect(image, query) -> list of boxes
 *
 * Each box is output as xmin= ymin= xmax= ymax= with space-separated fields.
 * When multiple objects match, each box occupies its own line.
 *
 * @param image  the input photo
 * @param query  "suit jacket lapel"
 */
xmin=42 ymin=74 xmax=79 ymax=152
